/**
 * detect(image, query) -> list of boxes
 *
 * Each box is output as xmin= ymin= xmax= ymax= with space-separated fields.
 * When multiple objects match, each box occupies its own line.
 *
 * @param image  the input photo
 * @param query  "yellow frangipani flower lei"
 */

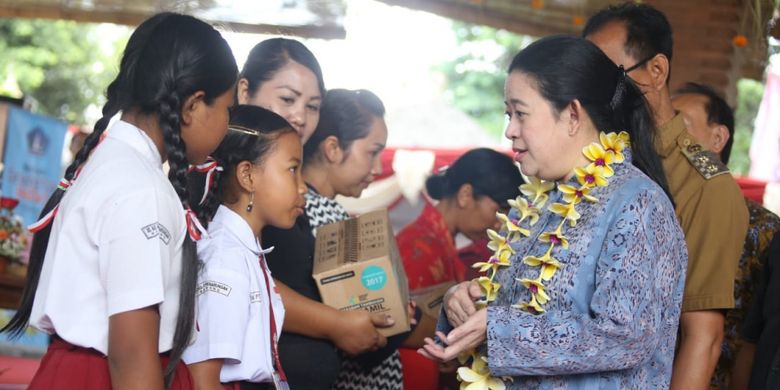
xmin=457 ymin=131 xmax=629 ymax=390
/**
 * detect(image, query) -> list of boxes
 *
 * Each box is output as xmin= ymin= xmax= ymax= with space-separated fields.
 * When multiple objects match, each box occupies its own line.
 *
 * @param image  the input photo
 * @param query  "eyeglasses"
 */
xmin=624 ymin=53 xmax=656 ymax=74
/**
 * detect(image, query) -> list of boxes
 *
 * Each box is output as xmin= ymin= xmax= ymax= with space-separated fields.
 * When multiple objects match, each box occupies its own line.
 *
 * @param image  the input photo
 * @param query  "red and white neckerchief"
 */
xmin=187 ymin=157 xmax=223 ymax=206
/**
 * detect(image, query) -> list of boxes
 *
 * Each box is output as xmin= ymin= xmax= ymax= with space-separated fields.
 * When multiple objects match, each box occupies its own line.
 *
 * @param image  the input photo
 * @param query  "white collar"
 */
xmin=106 ymin=120 xmax=163 ymax=167
xmin=212 ymin=205 xmax=273 ymax=257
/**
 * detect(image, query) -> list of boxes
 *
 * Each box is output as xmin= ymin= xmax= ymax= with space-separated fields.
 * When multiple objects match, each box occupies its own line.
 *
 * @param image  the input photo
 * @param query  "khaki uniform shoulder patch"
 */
xmin=680 ymin=142 xmax=730 ymax=179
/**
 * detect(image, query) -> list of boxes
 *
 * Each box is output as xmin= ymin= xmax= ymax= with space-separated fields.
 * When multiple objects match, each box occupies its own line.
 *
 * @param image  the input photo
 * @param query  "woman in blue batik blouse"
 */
xmin=419 ymin=35 xmax=688 ymax=389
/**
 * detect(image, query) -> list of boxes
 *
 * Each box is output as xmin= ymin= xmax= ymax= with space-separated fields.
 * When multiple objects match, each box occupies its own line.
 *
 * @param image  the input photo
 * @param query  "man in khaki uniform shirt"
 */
xmin=657 ymin=114 xmax=748 ymax=311
xmin=585 ymin=3 xmax=749 ymax=388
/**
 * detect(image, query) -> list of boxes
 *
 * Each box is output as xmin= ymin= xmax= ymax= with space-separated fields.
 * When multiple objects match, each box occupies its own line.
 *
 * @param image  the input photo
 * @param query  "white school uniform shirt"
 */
xmin=30 ymin=120 xmax=186 ymax=355
xmin=182 ymin=205 xmax=285 ymax=383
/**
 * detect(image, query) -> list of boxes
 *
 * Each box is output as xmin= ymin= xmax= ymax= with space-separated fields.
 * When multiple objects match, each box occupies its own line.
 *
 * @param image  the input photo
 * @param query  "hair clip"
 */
xmin=228 ymin=125 xmax=259 ymax=136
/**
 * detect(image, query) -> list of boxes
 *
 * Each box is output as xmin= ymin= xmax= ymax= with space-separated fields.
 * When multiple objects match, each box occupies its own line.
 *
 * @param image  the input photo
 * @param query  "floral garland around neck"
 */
xmin=454 ymin=131 xmax=630 ymax=390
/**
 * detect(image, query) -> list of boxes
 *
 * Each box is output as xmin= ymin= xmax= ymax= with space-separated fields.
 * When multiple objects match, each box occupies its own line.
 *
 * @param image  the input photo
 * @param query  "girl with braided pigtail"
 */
xmin=1 ymin=12 xmax=237 ymax=390
xmin=184 ymin=105 xmax=306 ymax=389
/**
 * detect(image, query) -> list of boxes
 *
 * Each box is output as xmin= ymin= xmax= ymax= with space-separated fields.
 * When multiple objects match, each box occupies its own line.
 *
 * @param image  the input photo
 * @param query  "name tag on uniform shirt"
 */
xmin=195 ymin=281 xmax=232 ymax=297
xmin=249 ymin=291 xmax=263 ymax=303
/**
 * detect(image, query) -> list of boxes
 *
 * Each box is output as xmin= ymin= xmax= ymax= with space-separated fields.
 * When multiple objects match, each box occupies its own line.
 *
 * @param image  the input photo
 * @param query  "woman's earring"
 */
xmin=247 ymin=192 xmax=254 ymax=213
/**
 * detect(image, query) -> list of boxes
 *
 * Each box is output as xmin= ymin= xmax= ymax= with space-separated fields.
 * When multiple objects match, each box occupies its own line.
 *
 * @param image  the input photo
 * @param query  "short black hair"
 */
xmin=583 ymin=2 xmax=673 ymax=74
xmin=675 ymin=82 xmax=735 ymax=164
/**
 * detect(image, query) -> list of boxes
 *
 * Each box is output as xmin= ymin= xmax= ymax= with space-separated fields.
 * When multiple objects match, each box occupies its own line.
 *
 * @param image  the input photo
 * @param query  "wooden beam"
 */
xmin=375 ymin=0 xmax=580 ymax=37
xmin=0 ymin=5 xmax=346 ymax=39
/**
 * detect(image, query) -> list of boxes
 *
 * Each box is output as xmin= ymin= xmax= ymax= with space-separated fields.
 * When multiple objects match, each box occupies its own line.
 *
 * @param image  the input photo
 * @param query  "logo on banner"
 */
xmin=27 ymin=127 xmax=49 ymax=156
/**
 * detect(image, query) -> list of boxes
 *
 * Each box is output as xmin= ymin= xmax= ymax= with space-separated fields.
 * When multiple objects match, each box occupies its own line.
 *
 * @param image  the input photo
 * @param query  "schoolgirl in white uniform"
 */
xmin=1 ymin=13 xmax=237 ymax=390
xmin=184 ymin=105 xmax=306 ymax=390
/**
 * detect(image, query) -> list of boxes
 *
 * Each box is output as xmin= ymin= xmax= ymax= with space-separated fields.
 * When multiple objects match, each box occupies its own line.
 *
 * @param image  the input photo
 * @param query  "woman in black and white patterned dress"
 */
xmin=265 ymin=88 xmax=411 ymax=390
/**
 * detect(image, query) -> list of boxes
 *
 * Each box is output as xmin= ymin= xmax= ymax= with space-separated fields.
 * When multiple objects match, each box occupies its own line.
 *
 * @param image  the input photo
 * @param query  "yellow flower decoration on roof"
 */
xmin=558 ymin=184 xmax=598 ymax=204
xmin=520 ymin=177 xmax=555 ymax=208
xmin=457 ymin=353 xmax=507 ymax=390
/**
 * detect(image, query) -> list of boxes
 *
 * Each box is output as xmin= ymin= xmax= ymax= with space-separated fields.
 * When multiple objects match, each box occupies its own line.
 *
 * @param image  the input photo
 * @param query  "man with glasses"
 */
xmin=584 ymin=3 xmax=749 ymax=389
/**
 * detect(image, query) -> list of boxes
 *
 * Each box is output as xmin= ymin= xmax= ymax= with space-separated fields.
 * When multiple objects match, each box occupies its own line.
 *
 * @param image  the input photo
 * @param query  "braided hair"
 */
xmin=3 ymin=12 xmax=237 ymax=388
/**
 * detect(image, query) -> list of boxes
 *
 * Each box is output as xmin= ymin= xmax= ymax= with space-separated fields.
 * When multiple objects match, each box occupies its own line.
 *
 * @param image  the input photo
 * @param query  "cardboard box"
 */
xmin=313 ymin=209 xmax=410 ymax=336
xmin=410 ymin=281 xmax=456 ymax=318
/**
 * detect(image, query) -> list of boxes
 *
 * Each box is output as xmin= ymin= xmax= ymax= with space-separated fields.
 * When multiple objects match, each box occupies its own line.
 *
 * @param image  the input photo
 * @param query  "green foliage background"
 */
xmin=0 ymin=19 xmax=126 ymax=125
xmin=438 ymin=21 xmax=767 ymax=175
xmin=730 ymin=79 xmax=764 ymax=175
xmin=436 ymin=22 xmax=533 ymax=138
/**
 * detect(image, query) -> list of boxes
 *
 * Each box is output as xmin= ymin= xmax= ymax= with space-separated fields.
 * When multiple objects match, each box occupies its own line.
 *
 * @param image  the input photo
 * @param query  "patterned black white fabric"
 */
xmin=332 ymin=351 xmax=404 ymax=390
xmin=304 ymin=186 xmax=404 ymax=390
xmin=305 ymin=187 xmax=349 ymax=233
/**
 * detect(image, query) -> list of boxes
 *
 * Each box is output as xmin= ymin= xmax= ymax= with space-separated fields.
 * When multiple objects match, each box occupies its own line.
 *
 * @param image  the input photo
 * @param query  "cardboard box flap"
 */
xmin=312 ymin=209 xmax=411 ymax=337
xmin=313 ymin=209 xmax=393 ymax=273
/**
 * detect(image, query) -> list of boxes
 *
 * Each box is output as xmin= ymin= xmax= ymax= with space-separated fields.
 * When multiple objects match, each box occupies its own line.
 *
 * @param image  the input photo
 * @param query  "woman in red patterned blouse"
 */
xmin=397 ymin=148 xmax=524 ymax=389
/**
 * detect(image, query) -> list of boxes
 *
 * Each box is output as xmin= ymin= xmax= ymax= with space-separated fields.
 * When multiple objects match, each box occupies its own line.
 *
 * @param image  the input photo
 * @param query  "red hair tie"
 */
xmin=185 ymin=208 xmax=207 ymax=241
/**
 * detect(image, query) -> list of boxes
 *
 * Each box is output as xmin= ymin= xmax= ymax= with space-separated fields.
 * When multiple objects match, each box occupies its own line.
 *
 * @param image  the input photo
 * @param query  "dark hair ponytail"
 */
xmin=425 ymin=174 xmax=449 ymax=200
xmin=608 ymin=69 xmax=671 ymax=201
xmin=508 ymin=35 xmax=671 ymax=202
xmin=3 ymin=12 xmax=237 ymax=388
xmin=191 ymin=105 xmax=295 ymax=224
xmin=425 ymin=148 xmax=524 ymax=207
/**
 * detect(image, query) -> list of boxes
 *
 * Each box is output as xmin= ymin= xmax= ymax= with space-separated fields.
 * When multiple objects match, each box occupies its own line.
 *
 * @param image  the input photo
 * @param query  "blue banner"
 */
xmin=3 ymin=107 xmax=67 ymax=226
